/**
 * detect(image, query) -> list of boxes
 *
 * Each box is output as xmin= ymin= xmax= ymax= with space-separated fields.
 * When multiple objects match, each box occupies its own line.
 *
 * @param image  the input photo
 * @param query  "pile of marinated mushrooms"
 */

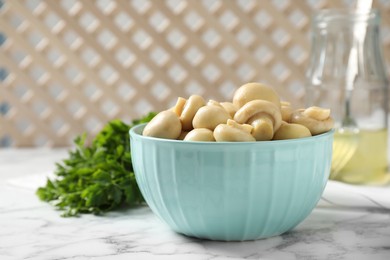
xmin=143 ymin=82 xmax=334 ymax=141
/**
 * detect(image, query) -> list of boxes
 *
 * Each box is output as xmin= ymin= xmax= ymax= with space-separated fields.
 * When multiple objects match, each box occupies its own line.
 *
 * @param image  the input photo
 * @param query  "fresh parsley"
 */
xmin=36 ymin=113 xmax=156 ymax=217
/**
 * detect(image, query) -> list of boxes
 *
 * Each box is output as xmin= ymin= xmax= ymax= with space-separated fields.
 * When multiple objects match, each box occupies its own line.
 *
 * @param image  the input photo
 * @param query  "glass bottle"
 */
xmin=305 ymin=9 xmax=389 ymax=184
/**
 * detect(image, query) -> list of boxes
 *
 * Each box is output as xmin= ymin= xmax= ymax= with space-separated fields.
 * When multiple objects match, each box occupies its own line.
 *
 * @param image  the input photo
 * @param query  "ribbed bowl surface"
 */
xmin=130 ymin=124 xmax=334 ymax=241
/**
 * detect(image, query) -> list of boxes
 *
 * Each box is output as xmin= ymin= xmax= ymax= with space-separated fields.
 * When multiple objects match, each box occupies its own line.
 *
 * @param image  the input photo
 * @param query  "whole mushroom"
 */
xmin=290 ymin=106 xmax=334 ymax=135
xmin=143 ymin=110 xmax=182 ymax=139
xmin=234 ymin=100 xmax=282 ymax=141
xmin=184 ymin=128 xmax=215 ymax=141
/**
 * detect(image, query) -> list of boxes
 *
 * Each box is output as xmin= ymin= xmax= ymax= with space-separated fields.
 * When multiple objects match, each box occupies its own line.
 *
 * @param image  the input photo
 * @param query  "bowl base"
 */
xmin=174 ymin=230 xmax=287 ymax=242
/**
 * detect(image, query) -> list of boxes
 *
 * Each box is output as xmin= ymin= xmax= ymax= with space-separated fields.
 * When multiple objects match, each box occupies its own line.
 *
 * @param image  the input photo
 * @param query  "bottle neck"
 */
xmin=307 ymin=9 xmax=387 ymax=88
xmin=312 ymin=9 xmax=380 ymax=29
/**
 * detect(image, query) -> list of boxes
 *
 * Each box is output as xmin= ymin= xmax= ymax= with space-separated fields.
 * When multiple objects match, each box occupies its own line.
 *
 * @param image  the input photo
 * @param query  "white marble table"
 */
xmin=1 ymin=149 xmax=390 ymax=260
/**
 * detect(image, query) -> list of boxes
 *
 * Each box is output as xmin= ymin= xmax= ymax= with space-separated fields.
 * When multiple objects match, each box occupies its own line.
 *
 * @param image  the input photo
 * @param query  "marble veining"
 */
xmin=0 ymin=149 xmax=389 ymax=260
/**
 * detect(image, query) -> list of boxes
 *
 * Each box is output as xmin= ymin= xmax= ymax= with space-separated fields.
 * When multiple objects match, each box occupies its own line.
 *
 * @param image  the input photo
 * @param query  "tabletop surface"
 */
xmin=0 ymin=149 xmax=389 ymax=260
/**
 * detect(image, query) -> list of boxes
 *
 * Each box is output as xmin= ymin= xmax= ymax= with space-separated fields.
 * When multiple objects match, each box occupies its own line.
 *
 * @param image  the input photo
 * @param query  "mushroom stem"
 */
xmin=281 ymin=101 xmax=293 ymax=122
xmin=172 ymin=97 xmax=187 ymax=116
xmin=180 ymin=95 xmax=206 ymax=131
xmin=247 ymin=113 xmax=274 ymax=141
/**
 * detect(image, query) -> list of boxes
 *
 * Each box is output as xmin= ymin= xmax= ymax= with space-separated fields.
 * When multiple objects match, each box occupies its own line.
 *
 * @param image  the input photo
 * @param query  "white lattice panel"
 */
xmin=0 ymin=0 xmax=389 ymax=146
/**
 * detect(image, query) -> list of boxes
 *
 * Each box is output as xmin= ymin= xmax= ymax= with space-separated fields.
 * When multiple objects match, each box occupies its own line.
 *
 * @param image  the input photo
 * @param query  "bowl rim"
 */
xmin=130 ymin=124 xmax=334 ymax=145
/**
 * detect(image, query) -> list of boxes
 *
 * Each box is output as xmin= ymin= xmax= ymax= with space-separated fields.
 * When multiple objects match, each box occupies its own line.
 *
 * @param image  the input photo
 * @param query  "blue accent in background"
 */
xmin=0 ymin=33 xmax=5 ymax=45
xmin=0 ymin=0 xmax=10 ymax=147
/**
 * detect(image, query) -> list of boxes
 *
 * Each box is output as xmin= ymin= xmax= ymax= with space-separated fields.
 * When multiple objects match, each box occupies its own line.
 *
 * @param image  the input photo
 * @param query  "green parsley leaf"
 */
xmin=36 ymin=112 xmax=156 ymax=217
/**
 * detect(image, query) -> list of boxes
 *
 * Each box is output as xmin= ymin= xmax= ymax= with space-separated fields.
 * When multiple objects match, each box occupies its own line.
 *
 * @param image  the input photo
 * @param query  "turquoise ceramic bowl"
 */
xmin=130 ymin=124 xmax=334 ymax=241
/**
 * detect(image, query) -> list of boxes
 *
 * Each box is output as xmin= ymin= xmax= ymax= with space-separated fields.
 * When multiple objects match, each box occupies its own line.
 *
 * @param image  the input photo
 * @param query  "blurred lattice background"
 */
xmin=0 ymin=0 xmax=389 ymax=147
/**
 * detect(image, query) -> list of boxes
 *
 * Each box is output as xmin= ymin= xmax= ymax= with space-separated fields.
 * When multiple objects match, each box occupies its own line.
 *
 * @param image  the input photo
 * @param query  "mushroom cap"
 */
xmin=233 ymin=82 xmax=281 ymax=108
xmin=302 ymin=106 xmax=330 ymax=121
xmin=192 ymin=105 xmax=231 ymax=130
xmin=213 ymin=124 xmax=256 ymax=142
xmin=273 ymin=122 xmax=312 ymax=140
xmin=184 ymin=128 xmax=215 ymax=141
xmin=143 ymin=110 xmax=182 ymax=139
